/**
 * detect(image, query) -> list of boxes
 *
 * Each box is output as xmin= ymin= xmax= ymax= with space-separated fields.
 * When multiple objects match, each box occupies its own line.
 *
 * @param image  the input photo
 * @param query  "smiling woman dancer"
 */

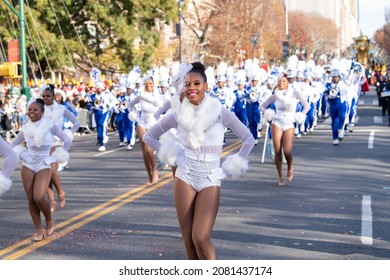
xmin=260 ymin=74 xmax=310 ymax=186
xmin=10 ymin=98 xmax=72 ymax=241
xmin=127 ymin=75 xmax=164 ymax=184
xmin=143 ymin=62 xmax=255 ymax=260
xmin=41 ymin=85 xmax=80 ymax=212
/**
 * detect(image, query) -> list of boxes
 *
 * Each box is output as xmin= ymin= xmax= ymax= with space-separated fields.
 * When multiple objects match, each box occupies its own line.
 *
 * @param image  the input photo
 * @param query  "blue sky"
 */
xmin=359 ymin=0 xmax=389 ymax=38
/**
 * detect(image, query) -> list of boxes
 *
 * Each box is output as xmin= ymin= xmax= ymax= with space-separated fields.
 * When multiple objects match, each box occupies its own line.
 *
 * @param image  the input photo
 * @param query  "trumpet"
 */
xmin=215 ymin=90 xmax=223 ymax=99
xmin=119 ymin=101 xmax=127 ymax=111
xmin=249 ymin=90 xmax=259 ymax=101
xmin=94 ymin=99 xmax=102 ymax=107
xmin=329 ymin=86 xmax=338 ymax=98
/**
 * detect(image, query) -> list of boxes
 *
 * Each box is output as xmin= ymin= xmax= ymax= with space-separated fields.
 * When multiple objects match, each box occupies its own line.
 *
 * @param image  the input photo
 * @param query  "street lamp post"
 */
xmin=176 ymin=0 xmax=183 ymax=63
xmin=250 ymin=33 xmax=259 ymax=58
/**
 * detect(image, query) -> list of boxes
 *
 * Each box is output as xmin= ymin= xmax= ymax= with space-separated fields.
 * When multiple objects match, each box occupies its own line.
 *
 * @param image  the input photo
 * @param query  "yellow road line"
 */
xmin=1 ymin=141 xmax=242 ymax=259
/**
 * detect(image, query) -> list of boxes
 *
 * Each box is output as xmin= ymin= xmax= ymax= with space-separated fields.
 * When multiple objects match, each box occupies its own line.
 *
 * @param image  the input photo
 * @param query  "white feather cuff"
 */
xmin=63 ymin=129 xmax=74 ymax=141
xmin=221 ymin=154 xmax=249 ymax=179
xmin=53 ymin=147 xmax=69 ymax=164
xmin=0 ymin=173 xmax=12 ymax=197
xmin=13 ymin=145 xmax=27 ymax=159
xmin=157 ymin=140 xmax=183 ymax=166
xmin=294 ymin=112 xmax=306 ymax=124
xmin=264 ymin=108 xmax=275 ymax=122
xmin=128 ymin=110 xmax=138 ymax=122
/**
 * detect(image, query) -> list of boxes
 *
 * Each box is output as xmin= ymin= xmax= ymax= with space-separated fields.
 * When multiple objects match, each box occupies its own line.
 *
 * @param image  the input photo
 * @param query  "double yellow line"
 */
xmin=0 ymin=141 xmax=242 ymax=260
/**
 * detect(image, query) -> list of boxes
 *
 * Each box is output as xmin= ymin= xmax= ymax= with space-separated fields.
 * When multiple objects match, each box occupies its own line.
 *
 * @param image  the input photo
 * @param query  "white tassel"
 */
xmin=0 ymin=173 xmax=12 ymax=197
xmin=221 ymin=154 xmax=249 ymax=179
xmin=53 ymin=147 xmax=69 ymax=164
xmin=295 ymin=112 xmax=306 ymax=124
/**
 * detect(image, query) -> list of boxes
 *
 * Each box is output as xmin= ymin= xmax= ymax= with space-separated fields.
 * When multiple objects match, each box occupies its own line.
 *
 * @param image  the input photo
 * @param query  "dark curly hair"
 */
xmin=187 ymin=62 xmax=207 ymax=82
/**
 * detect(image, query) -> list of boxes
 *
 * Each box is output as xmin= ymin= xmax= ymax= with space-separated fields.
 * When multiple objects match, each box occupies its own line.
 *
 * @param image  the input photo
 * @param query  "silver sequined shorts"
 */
xmin=176 ymin=150 xmax=221 ymax=192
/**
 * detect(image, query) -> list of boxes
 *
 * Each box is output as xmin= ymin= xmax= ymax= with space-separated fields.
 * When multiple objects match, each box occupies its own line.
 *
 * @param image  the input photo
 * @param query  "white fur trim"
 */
xmin=157 ymin=135 xmax=183 ymax=166
xmin=63 ymin=129 xmax=74 ymax=141
xmin=128 ymin=110 xmax=138 ymax=121
xmin=23 ymin=118 xmax=54 ymax=147
xmin=294 ymin=112 xmax=306 ymax=124
xmin=177 ymin=94 xmax=222 ymax=149
xmin=264 ymin=108 xmax=275 ymax=122
xmin=0 ymin=173 xmax=12 ymax=197
xmin=140 ymin=91 xmax=163 ymax=107
xmin=53 ymin=147 xmax=69 ymax=164
xmin=13 ymin=145 xmax=27 ymax=159
xmin=275 ymin=88 xmax=293 ymax=106
xmin=221 ymin=154 xmax=249 ymax=179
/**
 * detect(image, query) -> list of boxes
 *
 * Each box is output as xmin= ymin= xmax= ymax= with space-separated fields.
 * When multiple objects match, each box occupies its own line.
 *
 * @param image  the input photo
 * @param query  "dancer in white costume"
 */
xmin=143 ymin=62 xmax=255 ymax=259
xmin=260 ymin=75 xmax=310 ymax=186
xmin=10 ymin=99 xmax=72 ymax=241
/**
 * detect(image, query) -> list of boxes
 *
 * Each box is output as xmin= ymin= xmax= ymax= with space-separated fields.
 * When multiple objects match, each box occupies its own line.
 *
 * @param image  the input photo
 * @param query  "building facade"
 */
xmin=288 ymin=0 xmax=360 ymax=56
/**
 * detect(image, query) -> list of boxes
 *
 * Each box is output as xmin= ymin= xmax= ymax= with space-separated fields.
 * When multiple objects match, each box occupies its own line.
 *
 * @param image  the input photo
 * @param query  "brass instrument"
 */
xmin=249 ymin=90 xmax=259 ymax=101
xmin=329 ymin=86 xmax=338 ymax=98
xmin=94 ymin=99 xmax=102 ymax=107
xmin=215 ymin=89 xmax=223 ymax=99
xmin=119 ymin=101 xmax=127 ymax=111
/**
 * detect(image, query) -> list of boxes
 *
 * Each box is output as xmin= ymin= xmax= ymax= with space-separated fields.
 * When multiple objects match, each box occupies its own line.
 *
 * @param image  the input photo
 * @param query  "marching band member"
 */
xmin=10 ymin=98 xmax=72 ymax=241
xmin=0 ymin=135 xmax=18 ymax=197
xmin=323 ymin=69 xmax=349 ymax=145
xmin=128 ymin=75 xmax=164 ymax=184
xmin=344 ymin=63 xmax=365 ymax=132
xmin=87 ymin=81 xmax=116 ymax=152
xmin=232 ymin=77 xmax=248 ymax=125
xmin=245 ymin=74 xmax=261 ymax=144
xmin=115 ymin=86 xmax=134 ymax=150
xmin=301 ymin=73 xmax=320 ymax=134
xmin=143 ymin=62 xmax=255 ymax=260
xmin=260 ymin=75 xmax=310 ymax=186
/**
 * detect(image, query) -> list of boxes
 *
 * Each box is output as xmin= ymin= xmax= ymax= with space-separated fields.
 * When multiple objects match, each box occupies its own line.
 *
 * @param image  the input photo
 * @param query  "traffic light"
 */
xmin=0 ymin=62 xmax=22 ymax=78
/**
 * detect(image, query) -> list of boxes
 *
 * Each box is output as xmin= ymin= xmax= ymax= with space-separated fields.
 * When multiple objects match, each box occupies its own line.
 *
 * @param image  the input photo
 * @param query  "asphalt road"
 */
xmin=0 ymin=87 xmax=389 ymax=260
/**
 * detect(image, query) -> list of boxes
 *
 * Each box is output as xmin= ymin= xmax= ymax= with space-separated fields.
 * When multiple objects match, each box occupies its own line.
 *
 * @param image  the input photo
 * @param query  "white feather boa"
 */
xmin=0 ymin=173 xmax=12 ymax=197
xmin=43 ymin=102 xmax=66 ymax=126
xmin=23 ymin=118 xmax=54 ymax=147
xmin=140 ymin=90 xmax=163 ymax=107
xmin=177 ymin=94 xmax=222 ymax=149
xmin=275 ymin=88 xmax=294 ymax=107
xmin=221 ymin=153 xmax=249 ymax=179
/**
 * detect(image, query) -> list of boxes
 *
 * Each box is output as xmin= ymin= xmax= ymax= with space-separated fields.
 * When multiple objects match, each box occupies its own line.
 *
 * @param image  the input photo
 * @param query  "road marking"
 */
xmin=0 ymin=141 xmax=242 ymax=260
xmin=361 ymin=195 xmax=373 ymax=245
xmin=93 ymin=146 xmax=126 ymax=156
xmin=368 ymin=130 xmax=375 ymax=149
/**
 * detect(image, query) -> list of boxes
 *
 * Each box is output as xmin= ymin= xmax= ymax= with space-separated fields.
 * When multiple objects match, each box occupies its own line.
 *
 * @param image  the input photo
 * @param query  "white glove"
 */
xmin=207 ymin=168 xmax=227 ymax=182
